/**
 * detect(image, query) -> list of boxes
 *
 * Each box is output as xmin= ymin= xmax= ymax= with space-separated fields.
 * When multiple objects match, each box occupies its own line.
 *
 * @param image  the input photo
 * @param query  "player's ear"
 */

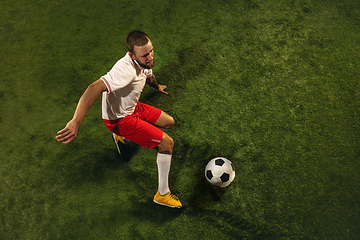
xmin=128 ymin=52 xmax=136 ymax=60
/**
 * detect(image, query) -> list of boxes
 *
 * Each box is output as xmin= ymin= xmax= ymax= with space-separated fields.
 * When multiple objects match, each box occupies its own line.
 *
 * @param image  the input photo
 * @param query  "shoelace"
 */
xmin=169 ymin=193 xmax=179 ymax=201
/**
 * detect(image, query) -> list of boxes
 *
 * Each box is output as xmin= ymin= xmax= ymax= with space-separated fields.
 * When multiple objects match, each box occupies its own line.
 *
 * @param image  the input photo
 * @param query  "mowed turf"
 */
xmin=1 ymin=0 xmax=359 ymax=239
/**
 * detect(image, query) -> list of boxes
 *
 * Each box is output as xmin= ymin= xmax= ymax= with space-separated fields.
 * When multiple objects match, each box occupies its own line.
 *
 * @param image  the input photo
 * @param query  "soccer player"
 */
xmin=55 ymin=30 xmax=188 ymax=209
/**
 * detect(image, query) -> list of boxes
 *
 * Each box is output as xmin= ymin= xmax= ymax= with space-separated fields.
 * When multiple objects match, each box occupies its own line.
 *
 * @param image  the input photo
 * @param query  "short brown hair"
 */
xmin=126 ymin=30 xmax=149 ymax=53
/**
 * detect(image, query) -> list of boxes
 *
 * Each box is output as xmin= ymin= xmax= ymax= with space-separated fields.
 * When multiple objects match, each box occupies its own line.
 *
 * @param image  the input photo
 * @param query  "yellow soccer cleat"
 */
xmin=112 ymin=133 xmax=131 ymax=161
xmin=153 ymin=191 xmax=188 ymax=209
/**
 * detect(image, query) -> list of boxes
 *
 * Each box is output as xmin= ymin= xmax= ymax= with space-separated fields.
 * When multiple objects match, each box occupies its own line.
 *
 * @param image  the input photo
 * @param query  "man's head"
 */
xmin=126 ymin=30 xmax=155 ymax=69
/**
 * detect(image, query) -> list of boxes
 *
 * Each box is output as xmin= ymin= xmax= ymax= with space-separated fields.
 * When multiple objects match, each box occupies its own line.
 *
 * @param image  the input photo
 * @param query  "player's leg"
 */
xmin=153 ymin=111 xmax=175 ymax=130
xmin=155 ymin=132 xmax=173 ymax=195
xmin=114 ymin=102 xmax=187 ymax=208
xmin=110 ymin=117 xmax=187 ymax=208
xmin=153 ymin=132 xmax=188 ymax=209
xmin=157 ymin=132 xmax=174 ymax=154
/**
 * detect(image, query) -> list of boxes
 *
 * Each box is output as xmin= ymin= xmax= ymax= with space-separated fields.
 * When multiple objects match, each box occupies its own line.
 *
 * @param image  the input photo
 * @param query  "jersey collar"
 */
xmin=133 ymin=59 xmax=143 ymax=70
xmin=127 ymin=52 xmax=144 ymax=70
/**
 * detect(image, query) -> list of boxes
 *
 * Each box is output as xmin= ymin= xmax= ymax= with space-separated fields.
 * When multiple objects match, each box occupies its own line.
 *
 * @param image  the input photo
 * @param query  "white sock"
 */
xmin=156 ymin=153 xmax=171 ymax=195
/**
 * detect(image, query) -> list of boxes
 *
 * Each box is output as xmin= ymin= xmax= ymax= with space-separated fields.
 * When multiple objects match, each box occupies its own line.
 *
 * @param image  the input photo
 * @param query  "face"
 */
xmin=130 ymin=40 xmax=155 ymax=69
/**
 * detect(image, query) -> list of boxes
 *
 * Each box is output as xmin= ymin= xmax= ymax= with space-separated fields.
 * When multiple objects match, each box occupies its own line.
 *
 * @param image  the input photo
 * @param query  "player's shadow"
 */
xmin=54 ymin=144 xmax=142 ymax=189
xmin=128 ymin=200 xmax=185 ymax=224
xmin=121 ymin=141 xmax=142 ymax=162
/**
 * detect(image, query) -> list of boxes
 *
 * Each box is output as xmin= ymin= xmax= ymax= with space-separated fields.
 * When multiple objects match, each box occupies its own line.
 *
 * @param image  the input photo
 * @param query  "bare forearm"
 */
xmin=146 ymin=74 xmax=160 ymax=90
xmin=72 ymin=79 xmax=106 ymax=125
xmin=72 ymin=88 xmax=98 ymax=124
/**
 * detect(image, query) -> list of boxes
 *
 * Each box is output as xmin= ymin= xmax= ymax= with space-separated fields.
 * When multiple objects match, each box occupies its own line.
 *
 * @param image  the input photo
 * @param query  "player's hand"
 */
xmin=55 ymin=120 xmax=79 ymax=144
xmin=157 ymin=85 xmax=168 ymax=95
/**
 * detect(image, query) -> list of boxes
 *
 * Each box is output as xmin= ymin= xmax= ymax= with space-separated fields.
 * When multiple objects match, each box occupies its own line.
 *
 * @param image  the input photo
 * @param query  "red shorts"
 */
xmin=103 ymin=102 xmax=163 ymax=149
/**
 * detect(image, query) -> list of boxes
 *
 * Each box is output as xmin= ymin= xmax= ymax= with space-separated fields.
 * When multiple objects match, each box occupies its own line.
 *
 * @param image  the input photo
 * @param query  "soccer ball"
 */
xmin=205 ymin=157 xmax=235 ymax=187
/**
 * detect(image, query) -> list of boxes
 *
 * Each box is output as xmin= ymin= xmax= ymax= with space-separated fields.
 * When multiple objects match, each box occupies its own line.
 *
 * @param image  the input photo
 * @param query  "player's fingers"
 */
xmin=58 ymin=132 xmax=76 ymax=143
xmin=55 ymin=129 xmax=69 ymax=140
xmin=56 ymin=128 xmax=68 ymax=135
xmin=56 ymin=129 xmax=74 ymax=141
xmin=62 ymin=135 xmax=76 ymax=144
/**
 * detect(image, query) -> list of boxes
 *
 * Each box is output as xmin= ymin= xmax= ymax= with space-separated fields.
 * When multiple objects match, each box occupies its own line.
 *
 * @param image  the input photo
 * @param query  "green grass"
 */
xmin=1 ymin=0 xmax=359 ymax=239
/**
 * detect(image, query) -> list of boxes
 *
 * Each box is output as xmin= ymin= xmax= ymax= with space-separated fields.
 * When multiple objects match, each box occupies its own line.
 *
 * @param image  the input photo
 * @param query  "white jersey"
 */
xmin=100 ymin=53 xmax=152 ymax=120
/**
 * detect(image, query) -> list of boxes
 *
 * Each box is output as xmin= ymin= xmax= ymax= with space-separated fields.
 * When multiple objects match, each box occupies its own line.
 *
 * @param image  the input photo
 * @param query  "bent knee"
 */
xmin=158 ymin=133 xmax=174 ymax=154
xmin=162 ymin=133 xmax=174 ymax=147
xmin=165 ymin=116 xmax=175 ymax=129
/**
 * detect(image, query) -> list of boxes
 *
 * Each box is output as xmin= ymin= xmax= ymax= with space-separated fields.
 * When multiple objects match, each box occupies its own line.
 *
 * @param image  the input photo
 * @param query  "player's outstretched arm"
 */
xmin=55 ymin=79 xmax=107 ymax=144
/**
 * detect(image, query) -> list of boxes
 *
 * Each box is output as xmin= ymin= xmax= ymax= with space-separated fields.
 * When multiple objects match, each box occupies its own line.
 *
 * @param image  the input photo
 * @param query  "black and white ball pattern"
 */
xmin=205 ymin=157 xmax=235 ymax=187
